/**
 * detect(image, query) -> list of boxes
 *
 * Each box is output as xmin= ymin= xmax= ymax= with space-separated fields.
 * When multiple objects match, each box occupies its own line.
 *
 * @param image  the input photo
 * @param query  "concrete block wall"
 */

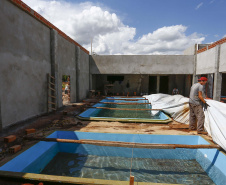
xmin=0 ymin=0 xmax=51 ymax=129
xmin=7 ymin=0 xmax=88 ymax=55
xmin=219 ymin=42 xmax=226 ymax=72
xmin=92 ymin=74 xmax=149 ymax=96
xmin=197 ymin=37 xmax=226 ymax=54
xmin=92 ymin=74 xmax=191 ymax=97
xmin=90 ymin=55 xmax=194 ymax=75
xmin=0 ymin=0 xmax=90 ymax=129
xmin=55 ymin=34 xmax=77 ymax=108
xmin=76 ymin=49 xmax=90 ymax=101
xmin=196 ymin=40 xmax=226 ymax=101
xmin=196 ymin=47 xmax=217 ymax=75
xmin=90 ymin=55 xmax=194 ymax=97
xmin=183 ymin=45 xmax=196 ymax=55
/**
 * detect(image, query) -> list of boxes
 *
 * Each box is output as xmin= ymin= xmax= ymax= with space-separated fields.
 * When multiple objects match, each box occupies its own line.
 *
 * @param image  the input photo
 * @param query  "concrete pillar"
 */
xmin=72 ymin=47 xmax=77 ymax=102
xmin=213 ymin=73 xmax=222 ymax=101
xmin=213 ymin=45 xmax=222 ymax=101
xmin=136 ymin=75 xmax=142 ymax=95
xmin=192 ymin=44 xmax=198 ymax=85
xmin=157 ymin=75 xmax=160 ymax=93
xmin=89 ymin=56 xmax=93 ymax=91
xmin=50 ymin=29 xmax=59 ymax=108
xmin=185 ymin=75 xmax=192 ymax=97
xmin=75 ymin=46 xmax=80 ymax=102
xmin=207 ymin=74 xmax=214 ymax=99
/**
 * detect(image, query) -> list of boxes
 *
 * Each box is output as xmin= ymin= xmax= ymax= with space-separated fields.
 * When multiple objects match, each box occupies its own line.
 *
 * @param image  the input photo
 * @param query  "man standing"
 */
xmin=172 ymin=88 xmax=179 ymax=95
xmin=189 ymin=77 xmax=208 ymax=134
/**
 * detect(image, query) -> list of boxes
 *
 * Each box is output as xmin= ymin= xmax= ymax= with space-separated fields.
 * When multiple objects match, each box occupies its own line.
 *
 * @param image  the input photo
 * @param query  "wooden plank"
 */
xmin=48 ymin=107 xmax=57 ymax=111
xmin=49 ymin=81 xmax=55 ymax=86
xmin=23 ymin=137 xmax=220 ymax=149
xmin=50 ymin=78 xmax=55 ymax=83
xmin=87 ymin=107 xmax=161 ymax=111
xmin=49 ymin=87 xmax=56 ymax=91
xmin=107 ymin=98 xmax=148 ymax=101
xmin=101 ymin=102 xmax=151 ymax=105
xmin=48 ymin=95 xmax=56 ymax=99
xmin=47 ymin=74 xmax=50 ymax=113
xmin=48 ymin=101 xmax=56 ymax=105
xmin=49 ymin=75 xmax=55 ymax=79
xmin=130 ymin=176 xmax=134 ymax=185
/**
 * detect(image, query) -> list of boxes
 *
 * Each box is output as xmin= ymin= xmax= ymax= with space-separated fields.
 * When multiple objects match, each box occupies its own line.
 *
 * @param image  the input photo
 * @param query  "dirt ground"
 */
xmin=0 ymin=97 xmax=214 ymax=185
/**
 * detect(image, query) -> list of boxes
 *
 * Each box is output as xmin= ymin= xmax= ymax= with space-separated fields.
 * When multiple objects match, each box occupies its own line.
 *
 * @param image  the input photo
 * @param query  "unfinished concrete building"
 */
xmin=0 ymin=0 xmax=226 ymax=131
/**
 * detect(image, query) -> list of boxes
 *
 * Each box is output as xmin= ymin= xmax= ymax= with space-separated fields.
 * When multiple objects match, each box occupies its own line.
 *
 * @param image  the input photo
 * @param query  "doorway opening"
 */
xmin=160 ymin=76 xmax=169 ymax=94
xmin=62 ymin=75 xmax=70 ymax=105
xmin=149 ymin=76 xmax=157 ymax=94
xmin=221 ymin=73 xmax=226 ymax=102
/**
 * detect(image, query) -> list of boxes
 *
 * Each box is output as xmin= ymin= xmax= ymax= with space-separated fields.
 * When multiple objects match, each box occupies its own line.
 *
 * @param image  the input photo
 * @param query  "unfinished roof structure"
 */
xmin=0 ymin=0 xmax=225 ymax=130
xmin=0 ymin=1 xmax=226 ymax=185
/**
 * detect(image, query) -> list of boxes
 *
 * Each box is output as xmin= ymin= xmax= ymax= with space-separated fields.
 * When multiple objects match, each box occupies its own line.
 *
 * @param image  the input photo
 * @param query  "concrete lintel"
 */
xmin=213 ymin=45 xmax=222 ymax=101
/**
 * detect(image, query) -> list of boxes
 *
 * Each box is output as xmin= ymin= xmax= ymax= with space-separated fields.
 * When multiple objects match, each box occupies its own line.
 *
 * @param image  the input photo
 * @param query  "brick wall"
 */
xmin=197 ymin=37 xmax=226 ymax=54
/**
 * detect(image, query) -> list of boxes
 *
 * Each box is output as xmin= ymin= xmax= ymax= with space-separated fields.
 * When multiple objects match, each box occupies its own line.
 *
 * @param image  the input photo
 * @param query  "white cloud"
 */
xmin=23 ymin=0 xmax=205 ymax=55
xmin=209 ymin=0 xmax=215 ymax=4
xmin=195 ymin=2 xmax=204 ymax=10
xmin=121 ymin=26 xmax=205 ymax=55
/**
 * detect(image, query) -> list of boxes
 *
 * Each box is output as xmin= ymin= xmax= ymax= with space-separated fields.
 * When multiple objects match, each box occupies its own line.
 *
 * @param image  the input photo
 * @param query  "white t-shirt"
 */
xmin=65 ymin=85 xmax=68 ymax=90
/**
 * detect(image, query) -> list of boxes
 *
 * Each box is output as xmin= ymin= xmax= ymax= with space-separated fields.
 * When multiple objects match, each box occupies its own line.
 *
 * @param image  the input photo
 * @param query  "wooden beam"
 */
xmin=48 ymin=107 xmax=57 ymax=111
xmin=87 ymin=107 xmax=161 ymax=111
xmin=49 ymin=75 xmax=55 ymax=79
xmin=129 ymin=176 xmax=134 ymax=185
xmin=47 ymin=74 xmax=50 ymax=113
xmin=101 ymin=102 xmax=151 ymax=105
xmin=23 ymin=137 xmax=220 ymax=149
xmin=49 ymin=81 xmax=55 ymax=86
xmin=106 ymin=98 xmax=148 ymax=101
xmin=49 ymin=87 xmax=56 ymax=91
xmin=48 ymin=101 xmax=56 ymax=105
xmin=48 ymin=95 xmax=56 ymax=99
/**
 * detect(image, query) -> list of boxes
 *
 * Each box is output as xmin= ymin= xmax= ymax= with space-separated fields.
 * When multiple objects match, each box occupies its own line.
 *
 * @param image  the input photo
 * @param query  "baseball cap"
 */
xmin=198 ymin=77 xmax=208 ymax=81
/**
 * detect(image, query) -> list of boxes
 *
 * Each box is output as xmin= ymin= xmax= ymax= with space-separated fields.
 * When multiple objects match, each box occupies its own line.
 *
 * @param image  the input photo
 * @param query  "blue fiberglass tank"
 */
xmin=0 ymin=131 xmax=226 ymax=185
xmin=78 ymin=97 xmax=171 ymax=123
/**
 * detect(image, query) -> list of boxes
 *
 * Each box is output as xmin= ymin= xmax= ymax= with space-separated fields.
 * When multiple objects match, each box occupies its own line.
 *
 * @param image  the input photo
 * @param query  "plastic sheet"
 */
xmin=205 ymin=99 xmax=226 ymax=151
xmin=144 ymin=94 xmax=226 ymax=151
xmin=144 ymin=94 xmax=189 ymax=124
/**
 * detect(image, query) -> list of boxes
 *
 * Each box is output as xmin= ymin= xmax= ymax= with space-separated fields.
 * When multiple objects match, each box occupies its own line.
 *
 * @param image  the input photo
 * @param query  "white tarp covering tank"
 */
xmin=144 ymin=94 xmax=226 ymax=151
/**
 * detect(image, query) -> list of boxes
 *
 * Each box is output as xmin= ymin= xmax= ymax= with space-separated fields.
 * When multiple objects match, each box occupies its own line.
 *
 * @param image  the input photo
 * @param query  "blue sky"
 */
xmin=23 ymin=0 xmax=226 ymax=55
xmin=69 ymin=0 xmax=225 ymax=42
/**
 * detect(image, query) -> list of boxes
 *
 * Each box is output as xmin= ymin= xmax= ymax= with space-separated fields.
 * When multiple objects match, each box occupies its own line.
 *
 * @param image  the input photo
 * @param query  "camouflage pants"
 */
xmin=189 ymin=103 xmax=205 ymax=131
